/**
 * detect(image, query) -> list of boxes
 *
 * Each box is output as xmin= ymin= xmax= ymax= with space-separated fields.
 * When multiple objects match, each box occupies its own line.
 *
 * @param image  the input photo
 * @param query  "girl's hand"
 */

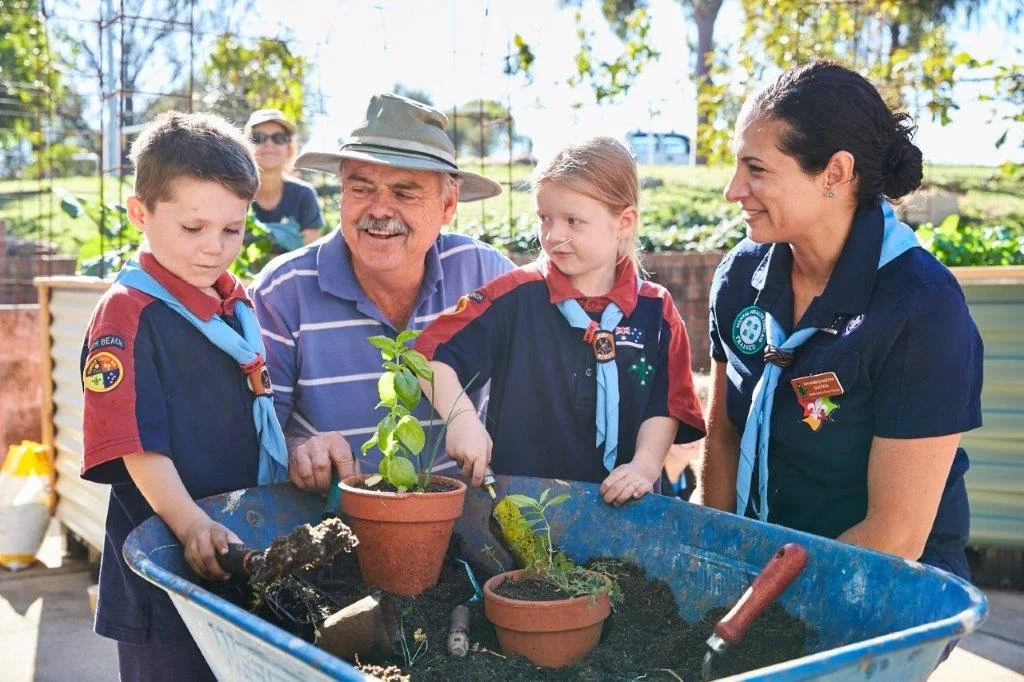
xmin=182 ymin=516 xmax=243 ymax=581
xmin=445 ymin=415 xmax=492 ymax=487
xmin=600 ymin=462 xmax=656 ymax=506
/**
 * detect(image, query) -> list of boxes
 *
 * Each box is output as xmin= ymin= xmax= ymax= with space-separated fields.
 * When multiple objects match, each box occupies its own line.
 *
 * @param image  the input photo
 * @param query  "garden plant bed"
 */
xmin=210 ymin=534 xmax=811 ymax=681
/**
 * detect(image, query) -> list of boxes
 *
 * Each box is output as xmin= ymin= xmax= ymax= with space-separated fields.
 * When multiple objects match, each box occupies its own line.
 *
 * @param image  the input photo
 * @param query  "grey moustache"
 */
xmin=357 ymin=215 xmax=409 ymax=236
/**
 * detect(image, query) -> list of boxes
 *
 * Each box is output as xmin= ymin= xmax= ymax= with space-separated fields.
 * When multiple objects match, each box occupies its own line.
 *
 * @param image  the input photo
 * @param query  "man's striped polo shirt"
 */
xmin=248 ymin=228 xmax=515 ymax=473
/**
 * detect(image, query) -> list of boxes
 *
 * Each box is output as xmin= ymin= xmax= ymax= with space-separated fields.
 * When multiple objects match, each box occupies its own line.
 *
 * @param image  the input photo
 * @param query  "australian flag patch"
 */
xmin=614 ymin=326 xmax=645 ymax=349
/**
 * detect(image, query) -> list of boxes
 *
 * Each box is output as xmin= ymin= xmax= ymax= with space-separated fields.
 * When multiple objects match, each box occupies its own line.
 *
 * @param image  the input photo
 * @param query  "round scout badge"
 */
xmin=83 ymin=351 xmax=123 ymax=393
xmin=583 ymin=320 xmax=616 ymax=362
xmin=732 ymin=305 xmax=767 ymax=355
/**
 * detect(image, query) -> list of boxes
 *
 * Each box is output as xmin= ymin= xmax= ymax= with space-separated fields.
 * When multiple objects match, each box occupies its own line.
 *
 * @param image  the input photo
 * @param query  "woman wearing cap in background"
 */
xmin=699 ymin=60 xmax=983 ymax=586
xmin=245 ymin=108 xmax=324 ymax=250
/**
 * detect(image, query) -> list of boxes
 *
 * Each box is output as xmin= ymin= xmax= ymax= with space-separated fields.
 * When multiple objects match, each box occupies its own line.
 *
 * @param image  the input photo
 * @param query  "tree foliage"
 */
xmin=446 ymin=99 xmax=514 ymax=159
xmin=0 ymin=0 xmax=64 ymax=144
xmin=200 ymin=34 xmax=307 ymax=128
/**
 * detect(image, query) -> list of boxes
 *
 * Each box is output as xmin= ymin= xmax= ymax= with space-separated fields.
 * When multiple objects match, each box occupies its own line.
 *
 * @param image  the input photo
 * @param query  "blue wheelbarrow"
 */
xmin=123 ymin=476 xmax=987 ymax=680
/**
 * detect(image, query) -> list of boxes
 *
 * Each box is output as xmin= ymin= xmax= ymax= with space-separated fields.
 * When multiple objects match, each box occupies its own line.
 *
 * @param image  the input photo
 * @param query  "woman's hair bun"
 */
xmin=882 ymin=111 xmax=923 ymax=200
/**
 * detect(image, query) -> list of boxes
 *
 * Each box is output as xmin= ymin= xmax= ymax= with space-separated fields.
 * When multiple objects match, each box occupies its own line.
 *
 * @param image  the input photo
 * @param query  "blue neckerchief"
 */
xmin=115 ymin=258 xmax=289 ymax=485
xmin=555 ymin=276 xmax=640 ymax=473
xmin=737 ymin=199 xmax=919 ymax=521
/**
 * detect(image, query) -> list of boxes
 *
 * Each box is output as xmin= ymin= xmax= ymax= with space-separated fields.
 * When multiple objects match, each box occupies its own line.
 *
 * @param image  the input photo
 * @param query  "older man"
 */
xmin=249 ymin=93 xmax=514 ymax=492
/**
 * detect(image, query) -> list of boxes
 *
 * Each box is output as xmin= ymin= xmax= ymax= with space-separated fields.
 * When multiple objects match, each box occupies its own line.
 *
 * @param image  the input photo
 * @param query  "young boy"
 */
xmin=80 ymin=111 xmax=287 ymax=681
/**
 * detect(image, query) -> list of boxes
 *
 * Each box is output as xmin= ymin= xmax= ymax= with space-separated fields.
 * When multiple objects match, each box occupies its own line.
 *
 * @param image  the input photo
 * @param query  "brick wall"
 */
xmin=508 ymin=251 xmax=724 ymax=372
xmin=0 ymin=218 xmax=77 ymax=304
xmin=0 ymin=305 xmax=41 ymax=464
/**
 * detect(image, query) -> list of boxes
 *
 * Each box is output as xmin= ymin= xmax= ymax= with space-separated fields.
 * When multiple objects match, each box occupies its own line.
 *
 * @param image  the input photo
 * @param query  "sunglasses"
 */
xmin=251 ymin=131 xmax=291 ymax=145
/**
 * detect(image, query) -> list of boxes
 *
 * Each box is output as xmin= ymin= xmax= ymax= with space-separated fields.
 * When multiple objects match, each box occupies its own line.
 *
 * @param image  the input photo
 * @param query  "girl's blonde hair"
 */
xmin=531 ymin=136 xmax=642 ymax=269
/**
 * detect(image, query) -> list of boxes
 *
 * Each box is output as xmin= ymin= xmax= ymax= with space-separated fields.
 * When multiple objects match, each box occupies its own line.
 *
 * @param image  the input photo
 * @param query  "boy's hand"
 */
xmin=600 ymin=462 xmax=656 ymax=506
xmin=182 ymin=517 xmax=243 ymax=581
xmin=445 ymin=415 xmax=492 ymax=487
xmin=287 ymin=432 xmax=357 ymax=492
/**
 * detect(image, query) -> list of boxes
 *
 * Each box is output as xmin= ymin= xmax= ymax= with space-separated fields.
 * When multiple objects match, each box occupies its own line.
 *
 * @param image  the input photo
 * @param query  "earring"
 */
xmin=826 ymin=190 xmax=836 ymax=198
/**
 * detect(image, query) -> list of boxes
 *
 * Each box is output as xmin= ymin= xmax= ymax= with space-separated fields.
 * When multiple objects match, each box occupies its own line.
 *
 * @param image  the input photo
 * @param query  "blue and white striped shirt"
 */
xmin=248 ymin=228 xmax=515 ymax=473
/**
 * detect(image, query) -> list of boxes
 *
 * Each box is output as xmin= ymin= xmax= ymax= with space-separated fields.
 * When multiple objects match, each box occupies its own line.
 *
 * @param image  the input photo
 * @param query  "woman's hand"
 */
xmin=182 ymin=516 xmax=243 ymax=581
xmin=600 ymin=461 xmax=656 ymax=506
xmin=445 ymin=414 xmax=492 ymax=487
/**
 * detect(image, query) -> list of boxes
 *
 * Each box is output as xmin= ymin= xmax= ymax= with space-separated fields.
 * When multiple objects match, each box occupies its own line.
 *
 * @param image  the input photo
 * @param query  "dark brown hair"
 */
xmin=129 ymin=111 xmax=260 ymax=209
xmin=745 ymin=60 xmax=923 ymax=204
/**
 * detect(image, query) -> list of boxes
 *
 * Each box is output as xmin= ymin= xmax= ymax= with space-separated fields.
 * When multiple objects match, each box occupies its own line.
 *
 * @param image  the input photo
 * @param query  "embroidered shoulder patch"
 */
xmin=467 ymin=291 xmax=485 ymax=303
xmin=731 ymin=305 xmax=767 ymax=355
xmin=83 ymin=351 xmax=124 ymax=393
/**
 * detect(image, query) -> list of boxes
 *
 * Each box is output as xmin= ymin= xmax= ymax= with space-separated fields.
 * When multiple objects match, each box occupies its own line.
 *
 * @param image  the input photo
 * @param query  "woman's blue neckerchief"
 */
xmin=115 ymin=258 xmax=289 ymax=485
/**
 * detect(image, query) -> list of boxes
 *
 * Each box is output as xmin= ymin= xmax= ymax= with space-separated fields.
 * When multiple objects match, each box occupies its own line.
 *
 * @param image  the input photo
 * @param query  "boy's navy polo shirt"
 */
xmin=417 ymin=259 xmax=705 ymax=483
xmin=80 ymin=250 xmax=260 ymax=644
xmin=709 ymin=201 xmax=983 ymax=578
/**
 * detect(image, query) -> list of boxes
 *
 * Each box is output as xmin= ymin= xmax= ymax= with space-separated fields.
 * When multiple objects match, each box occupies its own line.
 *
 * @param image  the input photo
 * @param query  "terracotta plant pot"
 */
xmin=340 ymin=474 xmax=466 ymax=596
xmin=483 ymin=568 xmax=612 ymax=668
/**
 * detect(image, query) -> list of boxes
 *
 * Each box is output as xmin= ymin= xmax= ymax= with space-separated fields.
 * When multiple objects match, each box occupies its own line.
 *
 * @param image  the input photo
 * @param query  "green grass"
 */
xmin=3 ymin=163 xmax=1021 ymax=268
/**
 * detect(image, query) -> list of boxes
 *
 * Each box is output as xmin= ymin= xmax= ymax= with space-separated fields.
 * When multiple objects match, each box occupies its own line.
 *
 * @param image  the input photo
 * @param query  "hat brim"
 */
xmin=294 ymin=148 xmax=502 ymax=203
xmin=245 ymin=115 xmax=296 ymax=135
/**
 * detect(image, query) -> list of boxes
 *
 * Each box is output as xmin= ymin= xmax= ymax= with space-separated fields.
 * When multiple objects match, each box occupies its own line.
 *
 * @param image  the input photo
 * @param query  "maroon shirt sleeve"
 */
xmin=80 ymin=285 xmax=169 ymax=483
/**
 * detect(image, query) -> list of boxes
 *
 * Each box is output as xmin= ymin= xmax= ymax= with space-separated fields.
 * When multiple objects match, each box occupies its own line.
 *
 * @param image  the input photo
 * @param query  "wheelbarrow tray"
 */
xmin=123 ymin=476 xmax=987 ymax=681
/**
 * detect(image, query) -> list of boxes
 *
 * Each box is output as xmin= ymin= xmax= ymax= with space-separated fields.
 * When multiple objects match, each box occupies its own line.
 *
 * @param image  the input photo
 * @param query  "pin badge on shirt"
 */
xmin=732 ymin=305 xmax=767 ymax=355
xmin=83 ymin=351 xmax=124 ymax=393
xmin=790 ymin=371 xmax=844 ymax=432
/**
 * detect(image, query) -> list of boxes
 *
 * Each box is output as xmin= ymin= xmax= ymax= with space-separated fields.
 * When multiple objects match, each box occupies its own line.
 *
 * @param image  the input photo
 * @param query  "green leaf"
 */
xmin=368 ymin=335 xmax=399 ymax=360
xmin=364 ymin=474 xmax=383 ymax=488
xmin=377 ymin=372 xmax=397 ymax=407
xmin=547 ymin=493 xmax=571 ymax=507
xmin=506 ymin=494 xmax=538 ymax=509
xmin=396 ymin=415 xmax=426 ymax=455
xmin=55 ymin=188 xmax=84 ymax=219
xmin=402 ymin=350 xmax=434 ymax=381
xmin=396 ymin=329 xmax=421 ymax=345
xmin=394 ymin=369 xmax=421 ymax=410
xmin=360 ymin=433 xmax=378 ymax=455
xmin=382 ymin=430 xmax=401 ymax=457
xmin=387 ymin=456 xmax=418 ymax=489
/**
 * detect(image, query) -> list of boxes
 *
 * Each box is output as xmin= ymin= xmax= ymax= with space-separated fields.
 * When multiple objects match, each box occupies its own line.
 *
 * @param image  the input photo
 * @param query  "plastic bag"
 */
xmin=0 ymin=440 xmax=54 ymax=571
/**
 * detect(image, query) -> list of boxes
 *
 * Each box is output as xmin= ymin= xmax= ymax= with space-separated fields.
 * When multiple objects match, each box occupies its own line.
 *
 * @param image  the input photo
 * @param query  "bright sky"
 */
xmin=257 ymin=0 xmax=1022 ymax=166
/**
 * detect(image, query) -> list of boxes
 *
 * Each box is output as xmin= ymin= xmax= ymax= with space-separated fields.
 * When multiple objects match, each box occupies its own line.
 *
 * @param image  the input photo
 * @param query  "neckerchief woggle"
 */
xmin=115 ymin=258 xmax=289 ymax=485
xmin=737 ymin=199 xmax=919 ymax=521
xmin=555 ymin=275 xmax=642 ymax=473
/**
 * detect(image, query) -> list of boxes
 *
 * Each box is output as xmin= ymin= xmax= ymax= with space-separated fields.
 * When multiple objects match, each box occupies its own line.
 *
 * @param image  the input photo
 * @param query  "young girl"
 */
xmin=415 ymin=137 xmax=705 ymax=505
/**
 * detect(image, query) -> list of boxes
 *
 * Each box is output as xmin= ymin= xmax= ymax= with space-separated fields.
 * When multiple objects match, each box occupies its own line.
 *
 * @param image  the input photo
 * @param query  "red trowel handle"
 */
xmin=713 ymin=543 xmax=808 ymax=646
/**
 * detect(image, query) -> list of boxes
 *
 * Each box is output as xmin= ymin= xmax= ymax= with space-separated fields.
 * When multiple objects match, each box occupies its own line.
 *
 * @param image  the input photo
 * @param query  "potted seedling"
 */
xmin=339 ymin=330 xmax=469 ymax=596
xmin=482 ymin=489 xmax=621 ymax=668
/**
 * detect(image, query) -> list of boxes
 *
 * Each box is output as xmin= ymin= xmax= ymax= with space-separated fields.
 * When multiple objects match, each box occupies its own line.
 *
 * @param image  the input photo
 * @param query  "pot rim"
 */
xmin=340 ymin=473 xmax=467 ymax=500
xmin=482 ymin=568 xmax=612 ymax=607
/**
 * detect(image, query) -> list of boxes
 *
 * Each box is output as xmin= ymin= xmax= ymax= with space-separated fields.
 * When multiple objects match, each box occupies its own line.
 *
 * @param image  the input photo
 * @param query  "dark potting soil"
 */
xmin=209 ymin=534 xmax=812 ymax=681
xmin=356 ymin=478 xmax=459 ymax=493
xmin=492 ymin=575 xmax=572 ymax=602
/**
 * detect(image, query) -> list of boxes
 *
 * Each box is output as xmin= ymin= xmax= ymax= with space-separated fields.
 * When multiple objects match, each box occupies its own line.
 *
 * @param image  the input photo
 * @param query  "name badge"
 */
xmin=790 ymin=371 xmax=843 ymax=432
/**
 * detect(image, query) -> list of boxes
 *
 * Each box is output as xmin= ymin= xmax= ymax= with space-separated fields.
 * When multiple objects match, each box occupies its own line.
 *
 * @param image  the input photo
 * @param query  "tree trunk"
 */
xmin=692 ymin=0 xmax=722 ymax=165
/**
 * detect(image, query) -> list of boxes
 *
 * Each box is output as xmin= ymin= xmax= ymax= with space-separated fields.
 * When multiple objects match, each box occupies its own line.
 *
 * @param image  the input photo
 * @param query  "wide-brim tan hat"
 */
xmin=244 ymin=108 xmax=296 ymax=135
xmin=294 ymin=93 xmax=502 ymax=203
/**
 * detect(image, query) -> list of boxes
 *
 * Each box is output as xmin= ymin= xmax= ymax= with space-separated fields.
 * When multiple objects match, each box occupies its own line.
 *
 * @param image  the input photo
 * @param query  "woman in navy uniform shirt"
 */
xmin=700 ymin=60 xmax=983 ymax=582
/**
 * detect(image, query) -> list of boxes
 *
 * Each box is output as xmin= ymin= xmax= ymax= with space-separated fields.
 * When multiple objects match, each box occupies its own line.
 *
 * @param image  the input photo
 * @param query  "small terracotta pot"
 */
xmin=483 ymin=568 xmax=612 ymax=668
xmin=340 ymin=474 xmax=466 ymax=596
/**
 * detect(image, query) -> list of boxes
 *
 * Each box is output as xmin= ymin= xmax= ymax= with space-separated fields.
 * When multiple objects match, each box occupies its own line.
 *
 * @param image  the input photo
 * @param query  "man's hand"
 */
xmin=444 ymin=415 xmax=492 ymax=486
xmin=600 ymin=461 xmax=657 ymax=506
xmin=287 ymin=432 xmax=357 ymax=492
xmin=182 ymin=516 xmax=243 ymax=581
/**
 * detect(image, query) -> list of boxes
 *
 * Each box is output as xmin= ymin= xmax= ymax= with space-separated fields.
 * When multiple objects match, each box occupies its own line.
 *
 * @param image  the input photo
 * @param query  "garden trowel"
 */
xmin=481 ymin=468 xmax=540 ymax=568
xmin=702 ymin=542 xmax=808 ymax=680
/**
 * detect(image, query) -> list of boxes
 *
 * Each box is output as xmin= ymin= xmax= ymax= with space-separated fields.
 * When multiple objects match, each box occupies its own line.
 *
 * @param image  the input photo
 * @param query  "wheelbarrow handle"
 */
xmin=713 ymin=542 xmax=808 ymax=646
